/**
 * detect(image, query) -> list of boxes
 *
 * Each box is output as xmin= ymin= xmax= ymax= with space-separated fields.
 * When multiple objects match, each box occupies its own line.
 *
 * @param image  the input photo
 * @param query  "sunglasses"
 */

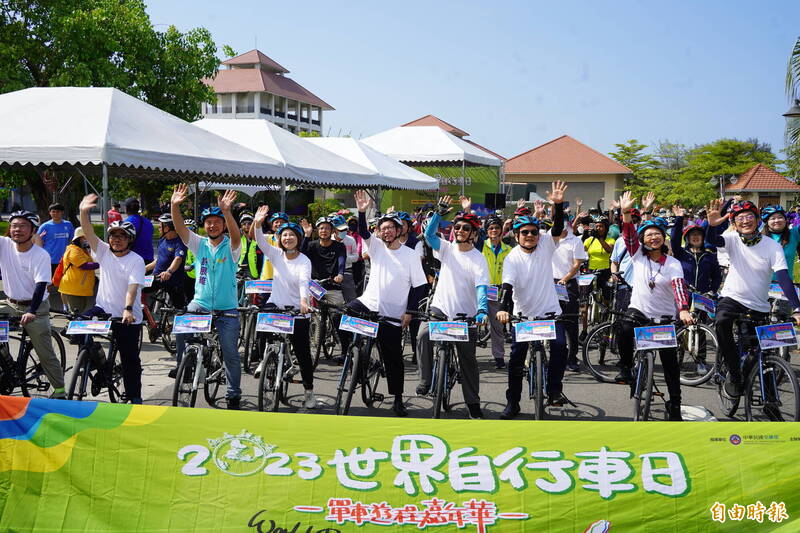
xmin=453 ymin=224 xmax=473 ymax=232
xmin=734 ymin=214 xmax=756 ymax=222
xmin=519 ymin=229 xmax=539 ymax=236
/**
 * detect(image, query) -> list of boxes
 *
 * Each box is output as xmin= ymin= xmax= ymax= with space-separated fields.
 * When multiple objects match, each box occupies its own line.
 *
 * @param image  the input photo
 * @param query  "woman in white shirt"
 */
xmin=253 ymin=206 xmax=315 ymax=409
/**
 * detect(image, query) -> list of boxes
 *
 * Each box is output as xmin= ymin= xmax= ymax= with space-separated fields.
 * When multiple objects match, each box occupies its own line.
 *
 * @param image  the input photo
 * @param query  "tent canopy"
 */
xmin=306 ymin=137 xmax=437 ymax=190
xmin=361 ymin=126 xmax=502 ymax=167
xmin=193 ymin=118 xmax=391 ymax=188
xmin=0 ymin=87 xmax=300 ymax=183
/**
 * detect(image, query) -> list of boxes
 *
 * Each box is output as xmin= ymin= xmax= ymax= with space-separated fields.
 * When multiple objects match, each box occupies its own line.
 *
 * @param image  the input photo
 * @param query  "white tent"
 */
xmin=0 ymin=87 xmax=299 ymax=183
xmin=305 ymin=137 xmax=438 ymax=190
xmin=193 ymin=118 xmax=382 ymax=188
xmin=361 ymin=126 xmax=502 ymax=167
xmin=190 ymin=182 xmax=278 ymax=196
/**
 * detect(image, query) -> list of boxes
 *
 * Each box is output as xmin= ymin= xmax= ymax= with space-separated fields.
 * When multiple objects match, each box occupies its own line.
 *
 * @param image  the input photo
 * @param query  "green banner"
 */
xmin=1 ymin=396 xmax=798 ymax=531
xmin=381 ymin=165 xmax=500 ymax=213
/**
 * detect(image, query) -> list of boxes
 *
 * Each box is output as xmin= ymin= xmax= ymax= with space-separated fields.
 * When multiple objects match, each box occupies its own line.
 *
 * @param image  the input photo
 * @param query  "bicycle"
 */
xmin=676 ymin=287 xmax=720 ymax=386
xmin=714 ymin=310 xmax=799 ymax=421
xmin=63 ymin=312 xmax=127 ymax=402
xmin=580 ymin=280 xmax=629 ymax=383
xmin=333 ymin=307 xmax=398 ymax=416
xmin=628 ymin=314 xmax=676 ymax=421
xmin=0 ymin=313 xmax=66 ymax=397
xmin=254 ymin=306 xmax=305 ymax=411
xmin=308 ymin=278 xmax=340 ymax=368
xmin=172 ymin=310 xmax=242 ymax=408
xmin=509 ymin=312 xmax=577 ymax=420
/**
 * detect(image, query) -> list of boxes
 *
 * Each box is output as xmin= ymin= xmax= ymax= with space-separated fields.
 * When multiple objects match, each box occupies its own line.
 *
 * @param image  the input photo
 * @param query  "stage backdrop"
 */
xmin=0 ymin=396 xmax=797 ymax=532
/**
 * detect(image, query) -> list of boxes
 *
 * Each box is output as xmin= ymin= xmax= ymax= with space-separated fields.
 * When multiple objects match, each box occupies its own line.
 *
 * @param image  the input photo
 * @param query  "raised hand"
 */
xmin=386 ymin=205 xmax=395 ymax=213
xmin=642 ymin=191 xmax=656 ymax=211
xmin=619 ymin=191 xmax=635 ymax=212
xmin=171 ymin=184 xmax=189 ymax=206
xmin=459 ymin=195 xmax=472 ymax=212
xmin=575 ymin=196 xmax=583 ymax=208
xmin=533 ymin=199 xmax=545 ymax=218
xmin=218 ymin=189 xmax=237 ymax=212
xmin=546 ymin=180 xmax=568 ymax=204
xmin=254 ymin=205 xmax=269 ymax=226
xmin=516 ymin=198 xmax=526 ymax=209
xmin=706 ymin=198 xmax=725 ymax=226
xmin=671 ymin=205 xmax=686 ymax=217
xmin=609 ymin=199 xmax=620 ymax=209
xmin=300 ymin=218 xmax=313 ymax=237
xmin=437 ymin=195 xmax=453 ymax=216
xmin=79 ymin=193 xmax=99 ymax=213
xmin=354 ymin=190 xmax=372 ymax=213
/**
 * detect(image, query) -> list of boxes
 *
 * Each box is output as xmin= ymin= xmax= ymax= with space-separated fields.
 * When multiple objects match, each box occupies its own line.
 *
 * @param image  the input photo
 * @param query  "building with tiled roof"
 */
xmin=200 ymin=49 xmax=332 ymax=134
xmin=504 ymin=135 xmax=631 ymax=207
xmin=724 ymin=163 xmax=800 ymax=208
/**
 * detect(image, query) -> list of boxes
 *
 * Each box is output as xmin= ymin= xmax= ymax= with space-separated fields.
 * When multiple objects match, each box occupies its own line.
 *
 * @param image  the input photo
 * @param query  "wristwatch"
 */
xmin=124 ymin=305 xmax=133 ymax=311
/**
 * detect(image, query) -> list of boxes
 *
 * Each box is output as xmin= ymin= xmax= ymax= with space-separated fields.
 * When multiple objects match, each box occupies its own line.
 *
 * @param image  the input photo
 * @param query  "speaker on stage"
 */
xmin=484 ymin=193 xmax=506 ymax=210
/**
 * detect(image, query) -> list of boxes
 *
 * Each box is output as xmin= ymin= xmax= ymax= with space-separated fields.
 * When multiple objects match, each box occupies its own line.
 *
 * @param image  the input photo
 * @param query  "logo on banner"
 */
xmin=208 ymin=430 xmax=275 ymax=476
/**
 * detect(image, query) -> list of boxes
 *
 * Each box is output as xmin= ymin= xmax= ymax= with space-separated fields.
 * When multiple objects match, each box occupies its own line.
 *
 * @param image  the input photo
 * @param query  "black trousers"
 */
xmin=347 ymin=299 xmax=405 ymax=396
xmin=258 ymin=307 xmax=314 ymax=390
xmin=557 ymin=278 xmax=580 ymax=362
xmin=714 ymin=297 xmax=767 ymax=384
xmin=617 ymin=308 xmax=681 ymax=403
xmin=84 ymin=305 xmax=143 ymax=401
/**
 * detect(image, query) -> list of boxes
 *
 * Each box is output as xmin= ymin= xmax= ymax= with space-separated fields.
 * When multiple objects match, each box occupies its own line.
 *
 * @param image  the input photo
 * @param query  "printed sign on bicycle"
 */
xmin=339 ymin=315 xmax=379 ymax=338
xmin=768 ymin=282 xmax=800 ymax=301
xmin=755 ymin=323 xmax=798 ymax=350
xmin=143 ymin=275 xmax=154 ymax=288
xmin=0 ymin=321 xmax=8 ymax=343
xmin=514 ymin=320 xmax=556 ymax=341
xmin=487 ymin=285 xmax=499 ymax=301
xmin=634 ymin=325 xmax=677 ymax=351
xmin=309 ymin=280 xmax=327 ymax=300
xmin=172 ymin=315 xmax=212 ymax=334
xmin=245 ymin=280 xmax=273 ymax=294
xmin=66 ymin=320 xmax=112 ymax=335
xmin=554 ymin=284 xmax=569 ymax=302
xmin=256 ymin=313 xmax=295 ymax=334
xmin=578 ymin=274 xmax=595 ymax=287
xmin=691 ymin=293 xmax=716 ymax=315
xmin=429 ymin=322 xmax=469 ymax=342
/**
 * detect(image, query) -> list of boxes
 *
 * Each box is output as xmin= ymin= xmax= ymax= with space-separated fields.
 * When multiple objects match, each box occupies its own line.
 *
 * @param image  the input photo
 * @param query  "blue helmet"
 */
xmin=269 ymin=212 xmax=289 ymax=224
xmin=276 ymin=222 xmax=305 ymax=248
xmin=329 ymin=214 xmax=348 ymax=231
xmin=396 ymin=211 xmax=413 ymax=224
xmin=760 ymin=204 xmax=785 ymax=223
xmin=513 ymin=216 xmax=540 ymax=231
xmin=637 ymin=218 xmax=667 ymax=237
xmin=199 ymin=206 xmax=224 ymax=224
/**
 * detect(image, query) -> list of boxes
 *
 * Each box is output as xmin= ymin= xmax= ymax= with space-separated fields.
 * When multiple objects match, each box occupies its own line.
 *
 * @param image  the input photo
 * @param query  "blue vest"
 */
xmin=192 ymin=235 xmax=238 ymax=311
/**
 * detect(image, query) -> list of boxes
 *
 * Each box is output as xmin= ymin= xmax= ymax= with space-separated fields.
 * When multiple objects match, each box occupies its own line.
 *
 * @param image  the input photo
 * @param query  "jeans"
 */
xmin=506 ymin=320 xmax=568 ymax=404
xmin=175 ymin=301 xmax=241 ymax=399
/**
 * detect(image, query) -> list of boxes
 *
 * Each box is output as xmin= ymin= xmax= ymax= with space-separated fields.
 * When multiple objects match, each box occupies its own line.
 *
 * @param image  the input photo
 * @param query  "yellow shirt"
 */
xmin=584 ymin=236 xmax=615 ymax=270
xmin=59 ymin=244 xmax=96 ymax=296
xmin=259 ymin=233 xmax=279 ymax=280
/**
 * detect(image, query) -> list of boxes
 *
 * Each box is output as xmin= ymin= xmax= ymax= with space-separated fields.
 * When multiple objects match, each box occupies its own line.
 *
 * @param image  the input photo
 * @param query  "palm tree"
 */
xmin=785 ymin=37 xmax=800 ymax=145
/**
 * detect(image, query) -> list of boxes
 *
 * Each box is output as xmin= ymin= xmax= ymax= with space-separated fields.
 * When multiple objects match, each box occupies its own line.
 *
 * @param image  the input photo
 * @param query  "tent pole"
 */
xmin=461 ymin=160 xmax=466 ymax=197
xmin=376 ymin=186 xmax=382 ymax=215
xmin=280 ymin=178 xmax=286 ymax=212
xmin=194 ymin=179 xmax=199 ymax=222
xmin=102 ymin=164 xmax=109 ymax=239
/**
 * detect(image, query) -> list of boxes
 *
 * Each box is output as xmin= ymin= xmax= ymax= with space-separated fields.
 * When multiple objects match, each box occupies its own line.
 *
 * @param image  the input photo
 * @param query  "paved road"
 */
xmin=43 ymin=317 xmax=747 ymax=422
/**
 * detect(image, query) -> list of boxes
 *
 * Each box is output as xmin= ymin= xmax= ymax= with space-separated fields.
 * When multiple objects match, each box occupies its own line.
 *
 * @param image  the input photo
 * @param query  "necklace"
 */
xmin=647 ymin=257 xmax=664 ymax=290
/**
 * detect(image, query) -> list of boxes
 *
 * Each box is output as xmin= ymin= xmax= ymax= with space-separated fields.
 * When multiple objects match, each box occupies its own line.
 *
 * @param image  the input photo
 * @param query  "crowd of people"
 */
xmin=1 ymin=183 xmax=799 ymax=421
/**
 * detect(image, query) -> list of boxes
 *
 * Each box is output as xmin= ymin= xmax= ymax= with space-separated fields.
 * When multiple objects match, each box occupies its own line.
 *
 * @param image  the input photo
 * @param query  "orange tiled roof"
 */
xmin=221 ymin=49 xmax=289 ymax=73
xmin=724 ymin=163 xmax=800 ymax=191
xmin=402 ymin=115 xmax=469 ymax=137
xmin=203 ymin=69 xmax=333 ymax=110
xmin=505 ymin=135 xmax=631 ymax=174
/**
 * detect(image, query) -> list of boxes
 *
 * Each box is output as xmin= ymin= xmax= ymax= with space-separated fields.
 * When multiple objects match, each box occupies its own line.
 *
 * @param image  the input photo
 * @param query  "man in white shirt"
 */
xmin=351 ymin=191 xmax=428 ymax=417
xmin=79 ymin=194 xmax=146 ymax=403
xmin=552 ymin=220 xmax=588 ymax=371
xmin=0 ymin=210 xmax=65 ymax=398
xmin=496 ymin=182 xmax=571 ymax=419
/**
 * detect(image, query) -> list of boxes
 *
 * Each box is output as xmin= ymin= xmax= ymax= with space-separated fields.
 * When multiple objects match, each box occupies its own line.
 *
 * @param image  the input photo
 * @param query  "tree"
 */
xmin=653 ymin=140 xmax=688 ymax=170
xmin=608 ymin=139 xmax=657 ymax=187
xmin=785 ymin=37 xmax=800 ymax=146
xmin=0 ymin=0 xmax=220 ymax=218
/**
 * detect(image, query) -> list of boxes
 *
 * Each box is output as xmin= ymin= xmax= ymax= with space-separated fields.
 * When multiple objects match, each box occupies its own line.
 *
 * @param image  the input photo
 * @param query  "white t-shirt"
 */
xmin=720 ymin=232 xmax=788 ymax=312
xmin=92 ymin=241 xmax=145 ymax=324
xmin=430 ymin=240 xmax=490 ymax=318
xmin=502 ymin=234 xmax=561 ymax=318
xmin=628 ymin=252 xmax=685 ymax=319
xmin=255 ymin=229 xmax=310 ymax=310
xmin=358 ymin=235 xmax=427 ymax=319
xmin=341 ymin=234 xmax=359 ymax=267
xmin=0 ymin=237 xmax=51 ymax=300
xmin=552 ymin=234 xmax=588 ymax=280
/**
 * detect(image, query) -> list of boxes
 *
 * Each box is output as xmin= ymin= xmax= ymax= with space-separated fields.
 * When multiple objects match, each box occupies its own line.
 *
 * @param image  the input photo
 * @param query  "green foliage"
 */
xmin=653 ymin=140 xmax=689 ymax=170
xmin=307 ymin=199 xmax=344 ymax=224
xmin=608 ymin=140 xmax=657 ymax=187
xmin=298 ymin=131 xmax=321 ymax=138
xmin=222 ymin=44 xmax=237 ymax=59
xmin=782 ymin=142 xmax=800 ymax=182
xmin=785 ymin=37 xmax=800 ymax=146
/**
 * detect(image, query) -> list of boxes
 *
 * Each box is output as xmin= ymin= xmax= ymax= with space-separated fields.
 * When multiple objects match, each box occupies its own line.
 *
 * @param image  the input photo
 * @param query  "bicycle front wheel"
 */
xmin=715 ymin=359 xmax=741 ymax=419
xmin=310 ymin=312 xmax=325 ymax=369
xmin=582 ymin=322 xmax=621 ymax=383
xmin=343 ymin=346 xmax=362 ymax=415
xmin=632 ymin=353 xmax=655 ymax=421
xmin=202 ymin=346 xmax=226 ymax=407
xmin=432 ymin=345 xmax=448 ymax=419
xmin=361 ymin=347 xmax=382 ymax=407
xmin=67 ymin=349 xmax=92 ymax=401
xmin=334 ymin=349 xmax=353 ymax=415
xmin=257 ymin=347 xmax=280 ymax=412
xmin=744 ymin=355 xmax=799 ymax=422
xmin=676 ymin=324 xmax=717 ymax=386
xmin=0 ymin=346 xmax=16 ymax=395
xmin=172 ymin=348 xmax=199 ymax=407
xmin=532 ymin=344 xmax=546 ymax=420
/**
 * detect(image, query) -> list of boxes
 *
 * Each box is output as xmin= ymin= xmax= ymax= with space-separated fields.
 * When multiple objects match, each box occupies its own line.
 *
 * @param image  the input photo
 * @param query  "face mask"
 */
xmin=338 ymin=231 xmax=347 ymax=240
xmin=576 ymin=226 xmax=584 ymax=235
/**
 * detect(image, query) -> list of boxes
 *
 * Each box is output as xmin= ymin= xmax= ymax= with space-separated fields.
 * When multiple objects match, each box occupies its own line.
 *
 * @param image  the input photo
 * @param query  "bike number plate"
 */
xmin=143 ymin=275 xmax=154 ymax=288
xmin=172 ymin=315 xmax=212 ymax=334
xmin=487 ymin=285 xmax=499 ymax=301
xmin=256 ymin=313 xmax=295 ymax=334
xmin=339 ymin=315 xmax=378 ymax=338
xmin=633 ymin=324 xmax=677 ymax=351
xmin=245 ymin=280 xmax=273 ymax=294
xmin=66 ymin=320 xmax=112 ymax=335
xmin=756 ymin=323 xmax=798 ymax=349
xmin=429 ymin=321 xmax=469 ymax=342
xmin=0 ymin=321 xmax=8 ymax=343
xmin=308 ymin=280 xmax=327 ymax=300
xmin=515 ymin=320 xmax=556 ymax=341
xmin=578 ymin=274 xmax=595 ymax=286
xmin=554 ymin=284 xmax=569 ymax=301
xmin=691 ymin=293 xmax=715 ymax=314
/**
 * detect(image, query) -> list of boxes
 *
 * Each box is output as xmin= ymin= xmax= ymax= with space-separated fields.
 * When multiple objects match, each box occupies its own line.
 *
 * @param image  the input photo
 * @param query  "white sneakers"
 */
xmin=303 ymin=390 xmax=317 ymax=409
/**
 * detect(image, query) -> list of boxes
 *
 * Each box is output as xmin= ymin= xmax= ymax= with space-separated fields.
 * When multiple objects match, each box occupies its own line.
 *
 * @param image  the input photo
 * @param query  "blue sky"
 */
xmin=146 ymin=0 xmax=800 ymax=161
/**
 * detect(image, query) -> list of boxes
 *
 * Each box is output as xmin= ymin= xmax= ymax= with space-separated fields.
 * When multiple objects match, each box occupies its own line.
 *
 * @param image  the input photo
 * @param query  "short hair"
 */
xmin=49 ymin=203 xmax=65 ymax=211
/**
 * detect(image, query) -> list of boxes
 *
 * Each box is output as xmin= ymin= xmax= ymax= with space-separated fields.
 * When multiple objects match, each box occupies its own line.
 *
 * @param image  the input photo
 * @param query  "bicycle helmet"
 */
xmin=184 ymin=218 xmax=197 ymax=231
xmin=376 ymin=213 xmax=403 ymax=230
xmin=8 ymin=210 xmax=40 ymax=229
xmin=199 ymin=206 xmax=224 ymax=224
xmin=396 ymin=211 xmax=413 ymax=224
xmin=157 ymin=213 xmax=173 ymax=224
xmin=269 ymin=212 xmax=289 ymax=224
xmin=276 ymin=222 xmax=304 ymax=248
xmin=637 ymin=219 xmax=666 ymax=238
xmin=108 ymin=220 xmax=137 ymax=240
xmin=682 ymin=224 xmax=705 ymax=238
xmin=238 ymin=211 xmax=254 ymax=224
xmin=484 ymin=216 xmax=503 ymax=230
xmin=728 ymin=201 xmax=759 ymax=220
xmin=760 ymin=204 xmax=785 ymax=223
xmin=329 ymin=214 xmax=348 ymax=231
xmin=512 ymin=215 xmax=540 ymax=232
xmin=629 ymin=208 xmax=641 ymax=219
xmin=453 ymin=213 xmax=481 ymax=231
xmin=514 ymin=206 xmax=532 ymax=217
xmin=539 ymin=218 xmax=554 ymax=230
xmin=314 ymin=216 xmax=334 ymax=229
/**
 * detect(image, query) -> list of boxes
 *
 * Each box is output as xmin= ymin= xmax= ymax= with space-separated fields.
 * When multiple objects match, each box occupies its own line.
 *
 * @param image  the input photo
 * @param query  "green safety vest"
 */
xmin=482 ymin=239 xmax=512 ymax=286
xmin=238 ymin=236 xmax=259 ymax=278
